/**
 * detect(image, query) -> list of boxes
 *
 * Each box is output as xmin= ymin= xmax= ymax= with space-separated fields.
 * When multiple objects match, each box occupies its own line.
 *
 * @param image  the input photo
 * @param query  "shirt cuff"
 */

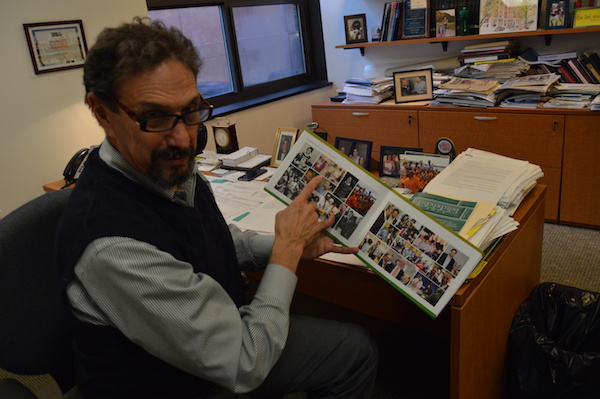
xmin=255 ymin=264 xmax=297 ymax=306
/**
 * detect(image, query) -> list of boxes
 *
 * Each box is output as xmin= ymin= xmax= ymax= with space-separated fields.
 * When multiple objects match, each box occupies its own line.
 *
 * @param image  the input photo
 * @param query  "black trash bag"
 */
xmin=508 ymin=282 xmax=600 ymax=399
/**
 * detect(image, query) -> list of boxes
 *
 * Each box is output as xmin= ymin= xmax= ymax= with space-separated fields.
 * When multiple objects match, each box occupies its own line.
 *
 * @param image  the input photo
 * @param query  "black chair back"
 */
xmin=0 ymin=189 xmax=74 ymax=392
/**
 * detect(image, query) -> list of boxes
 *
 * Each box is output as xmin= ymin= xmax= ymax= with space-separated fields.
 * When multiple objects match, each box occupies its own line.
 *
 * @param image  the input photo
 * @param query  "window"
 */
xmin=147 ymin=0 xmax=328 ymax=116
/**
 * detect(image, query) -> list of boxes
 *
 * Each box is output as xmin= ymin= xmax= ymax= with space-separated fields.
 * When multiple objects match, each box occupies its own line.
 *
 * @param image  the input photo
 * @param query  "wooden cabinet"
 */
xmin=419 ymin=110 xmax=564 ymax=222
xmin=560 ymin=115 xmax=600 ymax=227
xmin=311 ymin=106 xmax=419 ymax=169
xmin=312 ymin=101 xmax=599 ymax=227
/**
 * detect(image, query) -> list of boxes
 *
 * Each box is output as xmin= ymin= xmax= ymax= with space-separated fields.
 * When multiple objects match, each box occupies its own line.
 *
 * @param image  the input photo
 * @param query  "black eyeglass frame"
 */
xmin=117 ymin=96 xmax=214 ymax=133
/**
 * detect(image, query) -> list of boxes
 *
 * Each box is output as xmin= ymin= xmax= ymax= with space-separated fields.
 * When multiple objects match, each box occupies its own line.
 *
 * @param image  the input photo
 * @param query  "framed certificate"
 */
xmin=23 ymin=20 xmax=88 ymax=74
xmin=402 ymin=0 xmax=429 ymax=39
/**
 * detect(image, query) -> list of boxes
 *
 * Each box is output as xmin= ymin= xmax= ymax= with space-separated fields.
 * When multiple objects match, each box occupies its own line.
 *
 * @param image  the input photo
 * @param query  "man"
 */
xmin=413 ymin=76 xmax=427 ymax=94
xmin=438 ymin=248 xmax=458 ymax=271
xmin=277 ymin=137 xmax=290 ymax=160
xmin=55 ymin=18 xmax=378 ymax=399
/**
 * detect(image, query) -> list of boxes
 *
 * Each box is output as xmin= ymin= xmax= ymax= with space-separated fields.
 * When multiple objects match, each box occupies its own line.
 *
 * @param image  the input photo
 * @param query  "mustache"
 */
xmin=152 ymin=146 xmax=195 ymax=161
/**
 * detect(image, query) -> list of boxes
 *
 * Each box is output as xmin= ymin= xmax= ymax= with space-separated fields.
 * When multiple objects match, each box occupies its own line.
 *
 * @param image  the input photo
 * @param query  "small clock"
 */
xmin=212 ymin=123 xmax=239 ymax=154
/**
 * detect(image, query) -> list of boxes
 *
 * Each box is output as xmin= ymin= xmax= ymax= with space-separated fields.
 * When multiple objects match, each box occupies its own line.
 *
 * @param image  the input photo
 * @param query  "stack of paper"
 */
xmin=342 ymin=76 xmax=394 ymax=104
xmin=431 ymin=77 xmax=500 ymax=107
xmin=456 ymin=59 xmax=530 ymax=82
xmin=422 ymin=148 xmax=543 ymax=250
xmin=495 ymin=73 xmax=561 ymax=108
xmin=542 ymin=83 xmax=600 ymax=109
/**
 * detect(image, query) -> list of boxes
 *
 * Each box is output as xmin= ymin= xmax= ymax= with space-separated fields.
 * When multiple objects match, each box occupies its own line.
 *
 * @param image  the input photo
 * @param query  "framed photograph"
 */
xmin=436 ymin=9 xmax=456 ymax=37
xmin=23 ymin=20 xmax=88 ymax=74
xmin=379 ymin=146 xmax=423 ymax=178
xmin=344 ymin=14 xmax=368 ymax=44
xmin=546 ymin=0 xmax=570 ymax=28
xmin=335 ymin=137 xmax=373 ymax=170
xmin=402 ymin=0 xmax=429 ymax=39
xmin=393 ymin=69 xmax=434 ymax=103
xmin=479 ymin=0 xmax=538 ymax=34
xmin=271 ymin=128 xmax=298 ymax=167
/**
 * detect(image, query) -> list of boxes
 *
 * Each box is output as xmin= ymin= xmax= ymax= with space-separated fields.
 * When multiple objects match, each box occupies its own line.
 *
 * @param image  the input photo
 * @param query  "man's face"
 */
xmin=97 ymin=59 xmax=200 ymax=187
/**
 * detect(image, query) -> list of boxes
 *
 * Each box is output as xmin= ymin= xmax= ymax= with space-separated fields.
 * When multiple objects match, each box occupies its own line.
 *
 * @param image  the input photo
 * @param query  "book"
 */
xmin=462 ymin=40 xmax=514 ymax=50
xmin=462 ymin=54 xmax=515 ymax=64
xmin=579 ymin=53 xmax=600 ymax=83
xmin=537 ymin=51 xmax=578 ymax=61
xmin=265 ymin=131 xmax=484 ymax=318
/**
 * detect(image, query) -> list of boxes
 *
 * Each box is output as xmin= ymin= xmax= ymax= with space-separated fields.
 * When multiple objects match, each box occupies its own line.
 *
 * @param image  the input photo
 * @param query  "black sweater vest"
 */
xmin=55 ymin=149 xmax=244 ymax=398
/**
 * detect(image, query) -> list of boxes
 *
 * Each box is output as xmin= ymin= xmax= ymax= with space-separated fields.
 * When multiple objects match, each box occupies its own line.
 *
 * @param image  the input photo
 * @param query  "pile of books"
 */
xmin=431 ymin=77 xmax=500 ymax=107
xmin=495 ymin=73 xmax=561 ymax=108
xmin=342 ymin=76 xmax=394 ymax=104
xmin=458 ymin=40 xmax=519 ymax=65
xmin=522 ymin=49 xmax=600 ymax=85
xmin=542 ymin=83 xmax=600 ymax=109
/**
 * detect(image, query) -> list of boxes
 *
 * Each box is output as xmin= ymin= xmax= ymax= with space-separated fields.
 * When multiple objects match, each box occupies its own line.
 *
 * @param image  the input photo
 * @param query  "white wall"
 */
xmin=0 ymin=0 xmax=148 ymax=217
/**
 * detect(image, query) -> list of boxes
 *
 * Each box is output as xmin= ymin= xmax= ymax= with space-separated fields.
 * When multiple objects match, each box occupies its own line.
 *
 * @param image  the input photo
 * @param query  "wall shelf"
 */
xmin=336 ymin=26 xmax=600 ymax=55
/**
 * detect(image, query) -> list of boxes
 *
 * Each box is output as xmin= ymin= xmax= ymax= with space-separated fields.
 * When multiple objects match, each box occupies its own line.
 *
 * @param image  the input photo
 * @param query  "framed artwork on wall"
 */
xmin=23 ymin=20 xmax=88 ymax=74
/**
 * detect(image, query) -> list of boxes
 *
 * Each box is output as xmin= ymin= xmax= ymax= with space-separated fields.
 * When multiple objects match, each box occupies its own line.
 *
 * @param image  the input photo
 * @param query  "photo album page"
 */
xmin=265 ymin=131 xmax=483 ymax=318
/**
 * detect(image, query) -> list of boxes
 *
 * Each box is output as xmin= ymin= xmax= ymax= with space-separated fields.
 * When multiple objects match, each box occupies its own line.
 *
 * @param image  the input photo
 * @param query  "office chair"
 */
xmin=0 ymin=189 xmax=239 ymax=399
xmin=0 ymin=188 xmax=76 ymax=398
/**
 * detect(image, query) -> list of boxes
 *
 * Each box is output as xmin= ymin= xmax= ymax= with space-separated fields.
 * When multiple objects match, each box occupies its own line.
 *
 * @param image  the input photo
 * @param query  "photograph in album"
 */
xmin=265 ymin=132 xmax=483 ymax=318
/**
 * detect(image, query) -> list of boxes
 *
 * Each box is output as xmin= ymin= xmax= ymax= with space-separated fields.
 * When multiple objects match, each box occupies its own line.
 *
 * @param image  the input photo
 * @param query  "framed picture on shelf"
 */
xmin=393 ymin=69 xmax=434 ymax=103
xmin=23 ymin=20 xmax=88 ymax=74
xmin=402 ymin=0 xmax=429 ymax=39
xmin=436 ymin=9 xmax=456 ymax=37
xmin=479 ymin=0 xmax=538 ymax=34
xmin=546 ymin=0 xmax=570 ymax=28
xmin=334 ymin=137 xmax=373 ymax=170
xmin=271 ymin=127 xmax=298 ymax=167
xmin=344 ymin=14 xmax=368 ymax=44
xmin=379 ymin=146 xmax=423 ymax=178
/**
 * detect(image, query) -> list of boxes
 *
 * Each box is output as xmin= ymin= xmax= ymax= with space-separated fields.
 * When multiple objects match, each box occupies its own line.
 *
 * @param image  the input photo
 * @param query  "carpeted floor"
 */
xmin=2 ymin=223 xmax=599 ymax=399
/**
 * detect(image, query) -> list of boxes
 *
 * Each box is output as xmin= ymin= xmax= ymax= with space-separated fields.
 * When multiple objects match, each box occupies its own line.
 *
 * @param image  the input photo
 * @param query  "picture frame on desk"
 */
xmin=334 ymin=137 xmax=372 ymax=170
xmin=545 ymin=0 xmax=570 ymax=28
xmin=23 ymin=20 xmax=88 ymax=74
xmin=393 ymin=69 xmax=434 ymax=103
xmin=379 ymin=146 xmax=423 ymax=178
xmin=479 ymin=0 xmax=538 ymax=34
xmin=343 ymin=14 xmax=368 ymax=44
xmin=271 ymin=127 xmax=298 ymax=167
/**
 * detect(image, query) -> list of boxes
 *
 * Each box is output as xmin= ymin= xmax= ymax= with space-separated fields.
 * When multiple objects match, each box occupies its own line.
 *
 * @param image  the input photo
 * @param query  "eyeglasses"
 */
xmin=117 ymin=97 xmax=213 ymax=133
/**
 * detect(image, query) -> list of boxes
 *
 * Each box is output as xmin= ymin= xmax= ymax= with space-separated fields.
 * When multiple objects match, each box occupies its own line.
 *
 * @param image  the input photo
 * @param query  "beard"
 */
xmin=147 ymin=145 xmax=195 ymax=188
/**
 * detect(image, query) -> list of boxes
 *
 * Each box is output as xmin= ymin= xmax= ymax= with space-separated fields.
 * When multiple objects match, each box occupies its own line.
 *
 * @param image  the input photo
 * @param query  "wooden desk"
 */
xmin=292 ymin=185 xmax=545 ymax=399
xmin=43 ymin=179 xmax=73 ymax=192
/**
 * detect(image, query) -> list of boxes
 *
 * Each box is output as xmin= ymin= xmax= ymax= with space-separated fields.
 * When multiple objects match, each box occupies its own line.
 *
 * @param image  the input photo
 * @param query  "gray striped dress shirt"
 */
xmin=66 ymin=140 xmax=296 ymax=393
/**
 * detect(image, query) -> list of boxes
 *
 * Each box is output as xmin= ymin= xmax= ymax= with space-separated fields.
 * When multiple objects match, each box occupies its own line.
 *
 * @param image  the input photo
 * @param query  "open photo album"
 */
xmin=265 ymin=131 xmax=484 ymax=318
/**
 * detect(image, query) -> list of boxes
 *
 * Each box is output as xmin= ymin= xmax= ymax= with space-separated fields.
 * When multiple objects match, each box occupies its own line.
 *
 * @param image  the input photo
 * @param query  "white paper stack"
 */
xmin=221 ymin=147 xmax=259 ymax=167
xmin=422 ymin=148 xmax=543 ymax=250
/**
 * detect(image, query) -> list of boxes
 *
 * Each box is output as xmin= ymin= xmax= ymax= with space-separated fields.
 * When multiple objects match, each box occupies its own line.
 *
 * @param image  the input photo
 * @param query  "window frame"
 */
xmin=146 ymin=0 xmax=329 ymax=117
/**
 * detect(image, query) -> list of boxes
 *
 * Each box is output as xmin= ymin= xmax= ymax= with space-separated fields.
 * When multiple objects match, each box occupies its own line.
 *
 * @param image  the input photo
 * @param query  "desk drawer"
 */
xmin=418 ymin=110 xmax=564 ymax=168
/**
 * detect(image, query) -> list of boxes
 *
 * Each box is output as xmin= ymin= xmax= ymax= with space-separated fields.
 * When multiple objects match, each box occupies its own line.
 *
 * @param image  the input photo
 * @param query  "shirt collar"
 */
xmin=98 ymin=139 xmax=197 ymax=206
